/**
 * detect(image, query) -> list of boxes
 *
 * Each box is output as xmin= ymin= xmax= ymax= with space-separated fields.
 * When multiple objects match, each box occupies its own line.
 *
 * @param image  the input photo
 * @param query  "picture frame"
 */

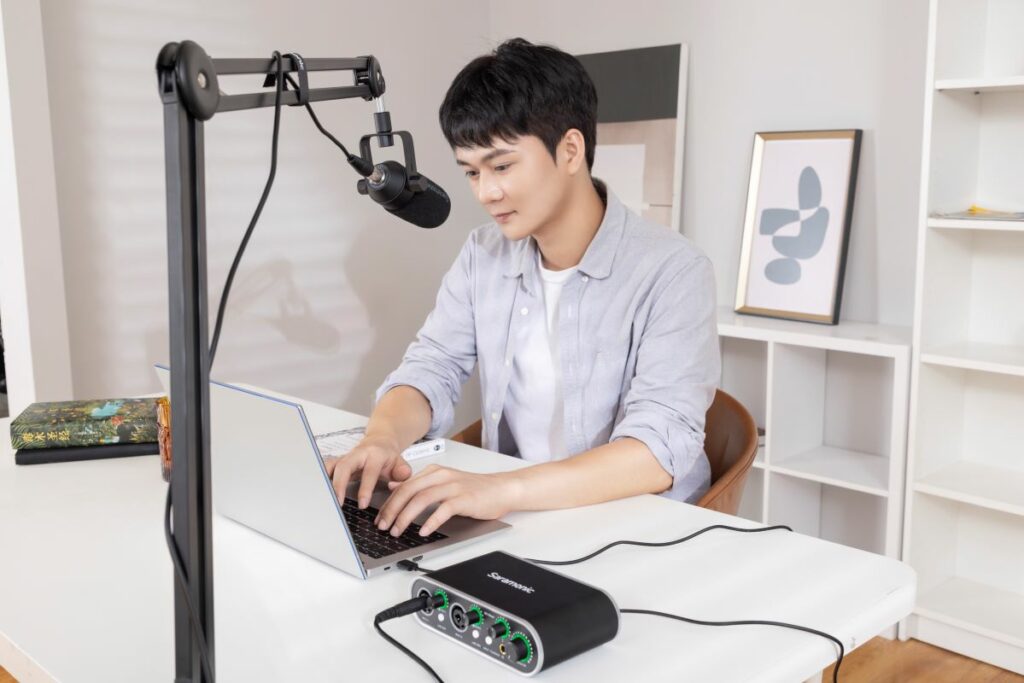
xmin=576 ymin=44 xmax=689 ymax=232
xmin=735 ymin=129 xmax=862 ymax=325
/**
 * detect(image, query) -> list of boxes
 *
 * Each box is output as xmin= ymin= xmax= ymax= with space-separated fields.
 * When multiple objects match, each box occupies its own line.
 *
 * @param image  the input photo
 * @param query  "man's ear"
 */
xmin=559 ymin=129 xmax=588 ymax=175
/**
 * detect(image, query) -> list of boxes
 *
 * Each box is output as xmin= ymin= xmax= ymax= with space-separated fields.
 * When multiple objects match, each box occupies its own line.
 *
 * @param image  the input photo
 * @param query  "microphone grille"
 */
xmin=389 ymin=179 xmax=450 ymax=228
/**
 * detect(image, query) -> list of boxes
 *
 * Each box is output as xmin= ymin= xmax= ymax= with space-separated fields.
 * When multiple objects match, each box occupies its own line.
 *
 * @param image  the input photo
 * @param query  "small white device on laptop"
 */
xmin=154 ymin=364 xmax=509 ymax=579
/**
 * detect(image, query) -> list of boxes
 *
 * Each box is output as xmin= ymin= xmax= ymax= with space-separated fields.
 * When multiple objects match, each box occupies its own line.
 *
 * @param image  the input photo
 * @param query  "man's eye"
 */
xmin=464 ymin=170 xmax=478 ymax=179
xmin=494 ymin=164 xmax=511 ymax=172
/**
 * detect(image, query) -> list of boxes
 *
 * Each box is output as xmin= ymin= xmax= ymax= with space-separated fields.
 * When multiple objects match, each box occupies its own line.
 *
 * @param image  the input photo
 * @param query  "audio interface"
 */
xmin=410 ymin=551 xmax=618 ymax=675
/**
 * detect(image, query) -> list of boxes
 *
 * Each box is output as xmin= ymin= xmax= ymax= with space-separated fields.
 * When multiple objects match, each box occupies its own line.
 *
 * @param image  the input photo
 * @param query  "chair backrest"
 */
xmin=449 ymin=388 xmax=758 ymax=515
xmin=695 ymin=388 xmax=759 ymax=515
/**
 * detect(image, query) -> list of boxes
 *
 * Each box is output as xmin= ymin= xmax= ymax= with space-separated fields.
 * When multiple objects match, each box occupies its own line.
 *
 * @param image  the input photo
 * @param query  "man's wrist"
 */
xmin=494 ymin=469 xmax=527 ymax=512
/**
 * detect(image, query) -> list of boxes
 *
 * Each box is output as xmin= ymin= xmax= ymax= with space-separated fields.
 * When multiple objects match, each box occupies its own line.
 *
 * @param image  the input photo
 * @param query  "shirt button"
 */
xmin=505 ymin=358 xmax=511 ymax=367
xmin=491 ymin=412 xmax=499 ymax=421
xmin=582 ymin=275 xmax=589 ymax=282
xmin=520 ymin=307 xmax=529 ymax=316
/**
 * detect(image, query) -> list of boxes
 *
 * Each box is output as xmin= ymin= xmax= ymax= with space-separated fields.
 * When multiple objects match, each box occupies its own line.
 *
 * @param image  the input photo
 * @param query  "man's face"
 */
xmin=454 ymin=134 xmax=570 ymax=241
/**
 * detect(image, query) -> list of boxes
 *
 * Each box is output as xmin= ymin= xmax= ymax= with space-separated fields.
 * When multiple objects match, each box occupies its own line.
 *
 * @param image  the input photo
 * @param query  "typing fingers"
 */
xmin=419 ymin=500 xmax=461 ymax=537
xmin=357 ymin=455 xmax=387 ymax=509
xmin=388 ymin=483 xmax=460 ymax=537
xmin=375 ymin=464 xmax=444 ymax=528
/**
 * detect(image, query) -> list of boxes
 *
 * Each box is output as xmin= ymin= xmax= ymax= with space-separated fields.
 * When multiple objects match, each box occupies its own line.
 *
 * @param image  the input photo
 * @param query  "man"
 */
xmin=326 ymin=37 xmax=720 ymax=539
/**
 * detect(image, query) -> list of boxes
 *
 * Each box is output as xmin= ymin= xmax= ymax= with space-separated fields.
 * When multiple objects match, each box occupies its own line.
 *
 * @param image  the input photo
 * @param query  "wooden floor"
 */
xmin=822 ymin=637 xmax=1024 ymax=682
xmin=1 ymin=637 xmax=1022 ymax=681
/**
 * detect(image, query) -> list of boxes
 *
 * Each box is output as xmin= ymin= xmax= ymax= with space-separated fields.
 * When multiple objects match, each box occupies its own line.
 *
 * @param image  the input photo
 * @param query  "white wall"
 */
xmin=0 ymin=0 xmax=72 ymax=415
xmin=489 ymin=0 xmax=929 ymax=327
xmin=33 ymin=1 xmax=929 ymax=425
xmin=38 ymin=0 xmax=490 ymax=428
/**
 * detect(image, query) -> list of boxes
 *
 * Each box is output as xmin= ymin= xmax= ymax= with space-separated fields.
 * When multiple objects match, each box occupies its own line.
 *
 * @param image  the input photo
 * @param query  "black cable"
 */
xmin=374 ymin=595 xmax=446 ymax=682
xmin=170 ymin=48 xmax=286 ymax=680
xmin=396 ymin=559 xmax=436 ymax=573
xmin=396 ymin=528 xmax=844 ymax=681
xmin=208 ymin=50 xmax=285 ymax=366
xmin=620 ymin=607 xmax=844 ymax=683
xmin=164 ymin=486 xmax=216 ymax=682
xmin=523 ymin=524 xmax=793 ymax=566
xmin=171 ymin=48 xmax=380 ymax=682
xmin=283 ymin=73 xmax=358 ymax=162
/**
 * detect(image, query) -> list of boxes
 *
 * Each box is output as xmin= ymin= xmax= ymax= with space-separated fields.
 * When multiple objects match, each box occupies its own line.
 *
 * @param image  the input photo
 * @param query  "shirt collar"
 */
xmin=503 ymin=180 xmax=625 ymax=284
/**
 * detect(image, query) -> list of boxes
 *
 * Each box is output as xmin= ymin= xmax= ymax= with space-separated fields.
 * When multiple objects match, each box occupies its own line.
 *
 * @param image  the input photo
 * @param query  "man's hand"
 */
xmin=374 ymin=464 xmax=521 ymax=537
xmin=324 ymin=434 xmax=414 ymax=509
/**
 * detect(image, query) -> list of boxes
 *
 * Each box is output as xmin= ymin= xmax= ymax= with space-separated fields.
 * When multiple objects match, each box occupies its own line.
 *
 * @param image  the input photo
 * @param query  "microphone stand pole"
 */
xmin=155 ymin=41 xmax=385 ymax=682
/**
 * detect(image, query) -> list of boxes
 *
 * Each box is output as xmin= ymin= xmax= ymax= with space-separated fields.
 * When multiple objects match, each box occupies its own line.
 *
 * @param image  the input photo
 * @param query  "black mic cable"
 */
xmin=374 ymin=594 xmax=447 ymax=683
xmin=208 ymin=59 xmax=439 ymax=365
xmin=164 ymin=486 xmax=216 ymax=682
xmin=281 ymin=72 xmax=374 ymax=177
xmin=164 ymin=47 xmax=285 ymax=682
xmin=208 ymin=50 xmax=285 ymax=366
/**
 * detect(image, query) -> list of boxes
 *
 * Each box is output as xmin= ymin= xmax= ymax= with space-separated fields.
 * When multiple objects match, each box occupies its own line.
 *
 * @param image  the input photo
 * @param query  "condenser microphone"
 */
xmin=353 ymin=122 xmax=450 ymax=228
xmin=358 ymin=159 xmax=450 ymax=228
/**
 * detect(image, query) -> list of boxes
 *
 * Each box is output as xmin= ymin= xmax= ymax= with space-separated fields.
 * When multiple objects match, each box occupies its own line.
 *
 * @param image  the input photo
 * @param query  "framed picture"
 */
xmin=576 ymin=44 xmax=689 ymax=232
xmin=735 ymin=130 xmax=862 ymax=325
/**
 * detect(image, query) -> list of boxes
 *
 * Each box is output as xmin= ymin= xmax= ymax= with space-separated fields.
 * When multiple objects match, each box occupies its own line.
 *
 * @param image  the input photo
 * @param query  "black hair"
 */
xmin=439 ymin=37 xmax=598 ymax=170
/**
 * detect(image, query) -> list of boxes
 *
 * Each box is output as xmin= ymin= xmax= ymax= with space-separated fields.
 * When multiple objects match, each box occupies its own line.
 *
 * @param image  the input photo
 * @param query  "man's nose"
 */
xmin=477 ymin=175 xmax=503 ymax=204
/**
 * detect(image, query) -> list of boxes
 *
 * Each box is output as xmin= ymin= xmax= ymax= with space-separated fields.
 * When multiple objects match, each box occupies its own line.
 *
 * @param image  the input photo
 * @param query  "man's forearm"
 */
xmin=364 ymin=385 xmax=432 ymax=450
xmin=500 ymin=437 xmax=673 ymax=511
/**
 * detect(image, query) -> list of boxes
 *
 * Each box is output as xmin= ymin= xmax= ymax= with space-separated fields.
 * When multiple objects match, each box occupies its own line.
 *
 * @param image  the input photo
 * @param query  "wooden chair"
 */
xmin=449 ymin=388 xmax=759 ymax=515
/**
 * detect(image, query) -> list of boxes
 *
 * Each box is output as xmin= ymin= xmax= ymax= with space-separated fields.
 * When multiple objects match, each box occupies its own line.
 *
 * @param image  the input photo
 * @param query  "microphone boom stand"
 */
xmin=155 ymin=40 xmax=386 ymax=682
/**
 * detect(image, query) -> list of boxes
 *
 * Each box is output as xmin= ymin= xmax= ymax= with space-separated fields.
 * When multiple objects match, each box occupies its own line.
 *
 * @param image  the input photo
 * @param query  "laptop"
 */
xmin=155 ymin=365 xmax=510 ymax=579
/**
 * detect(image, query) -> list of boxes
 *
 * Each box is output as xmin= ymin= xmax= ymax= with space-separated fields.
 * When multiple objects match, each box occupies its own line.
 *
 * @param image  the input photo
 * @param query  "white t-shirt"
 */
xmin=503 ymin=251 xmax=578 ymax=462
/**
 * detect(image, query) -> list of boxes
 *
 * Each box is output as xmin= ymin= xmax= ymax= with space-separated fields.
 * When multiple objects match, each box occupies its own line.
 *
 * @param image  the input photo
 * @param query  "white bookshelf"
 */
xmin=716 ymin=308 xmax=911 ymax=567
xmin=902 ymin=0 xmax=1024 ymax=673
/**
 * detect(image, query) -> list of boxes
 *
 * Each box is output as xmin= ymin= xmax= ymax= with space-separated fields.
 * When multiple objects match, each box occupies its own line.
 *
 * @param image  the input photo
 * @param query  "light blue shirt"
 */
xmin=377 ymin=184 xmax=720 ymax=503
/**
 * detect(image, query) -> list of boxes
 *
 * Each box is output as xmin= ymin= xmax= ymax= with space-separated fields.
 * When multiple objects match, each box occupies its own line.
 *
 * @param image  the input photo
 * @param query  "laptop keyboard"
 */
xmin=341 ymin=497 xmax=448 ymax=559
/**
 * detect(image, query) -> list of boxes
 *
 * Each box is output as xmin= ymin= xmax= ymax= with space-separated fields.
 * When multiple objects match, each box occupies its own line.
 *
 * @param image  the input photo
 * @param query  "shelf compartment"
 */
xmin=913 ymin=364 xmax=1024 ymax=487
xmin=768 ymin=473 xmax=886 ymax=555
xmin=909 ymin=493 xmax=1024 ymax=648
xmin=919 ymin=229 xmax=1024 ymax=353
xmin=770 ymin=344 xmax=894 ymax=493
xmin=934 ymin=0 xmax=1024 ymax=84
xmin=917 ymin=577 xmax=1024 ymax=649
xmin=915 ymin=461 xmax=1024 ymax=518
xmin=773 ymin=445 xmax=889 ymax=497
xmin=927 ymin=88 xmax=1024 ymax=214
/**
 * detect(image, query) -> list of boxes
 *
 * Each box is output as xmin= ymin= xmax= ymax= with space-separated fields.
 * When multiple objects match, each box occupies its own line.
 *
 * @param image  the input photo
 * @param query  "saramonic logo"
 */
xmin=488 ymin=571 xmax=535 ymax=594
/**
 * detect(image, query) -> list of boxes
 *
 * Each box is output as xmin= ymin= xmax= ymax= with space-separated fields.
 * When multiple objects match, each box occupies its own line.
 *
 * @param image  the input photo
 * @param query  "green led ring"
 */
xmin=468 ymin=605 xmax=484 ymax=626
xmin=434 ymin=588 xmax=450 ymax=610
xmin=494 ymin=616 xmax=511 ymax=639
xmin=510 ymin=631 xmax=534 ymax=664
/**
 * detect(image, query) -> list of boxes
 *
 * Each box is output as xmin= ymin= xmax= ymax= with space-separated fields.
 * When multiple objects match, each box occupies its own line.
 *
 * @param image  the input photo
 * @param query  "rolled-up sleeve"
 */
xmin=376 ymin=235 xmax=478 ymax=438
xmin=610 ymin=254 xmax=720 ymax=502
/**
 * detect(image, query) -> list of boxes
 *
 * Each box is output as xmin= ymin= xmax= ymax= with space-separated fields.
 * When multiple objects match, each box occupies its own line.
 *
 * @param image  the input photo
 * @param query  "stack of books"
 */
xmin=10 ymin=398 xmax=161 ymax=465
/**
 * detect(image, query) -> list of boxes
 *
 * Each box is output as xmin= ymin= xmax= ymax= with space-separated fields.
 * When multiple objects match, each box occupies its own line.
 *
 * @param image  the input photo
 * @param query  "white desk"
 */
xmin=0 ymin=395 xmax=915 ymax=682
